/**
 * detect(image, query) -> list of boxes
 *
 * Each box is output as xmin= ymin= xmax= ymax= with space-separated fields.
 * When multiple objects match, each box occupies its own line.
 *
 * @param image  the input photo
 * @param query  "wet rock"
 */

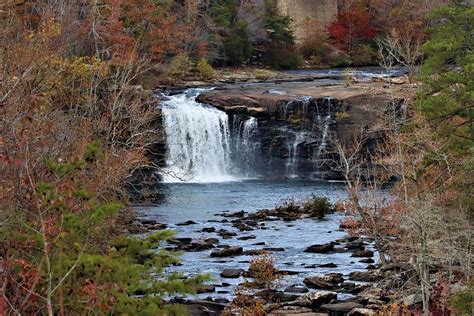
xmin=237 ymin=235 xmax=256 ymax=240
xmin=340 ymin=283 xmax=370 ymax=295
xmin=196 ymin=285 xmax=216 ymax=294
xmin=345 ymin=240 xmax=366 ymax=250
xmin=234 ymin=223 xmax=254 ymax=231
xmin=218 ymin=229 xmax=238 ymax=239
xmin=182 ymin=300 xmax=227 ymax=316
xmin=304 ymin=244 xmax=334 ymax=253
xmin=359 ymin=258 xmax=375 ymax=264
xmin=169 ymin=237 xmax=193 ymax=244
xmin=318 ymin=263 xmax=338 ymax=268
xmin=279 ymin=270 xmax=300 ymax=276
xmin=253 ymin=242 xmax=266 ymax=246
xmin=351 ymin=250 xmax=374 ymax=258
xmin=349 ymin=271 xmax=381 ymax=282
xmin=214 ymin=298 xmax=230 ymax=304
xmin=204 ymin=238 xmax=219 ymax=244
xmin=269 ymin=306 xmax=326 ymax=315
xmin=202 ymin=227 xmax=216 ymax=233
xmin=210 ymin=246 xmax=243 ymax=257
xmin=256 ymin=289 xmax=299 ymax=302
xmin=264 ymin=247 xmax=285 ymax=252
xmin=243 ymin=249 xmax=267 ymax=256
xmin=288 ymin=291 xmax=337 ymax=309
xmin=320 ymin=301 xmax=363 ymax=314
xmin=220 ymin=268 xmax=244 ymax=278
xmin=285 ymin=285 xmax=309 ymax=294
xmin=176 ymin=220 xmax=197 ymax=226
xmin=303 ymin=274 xmax=343 ymax=290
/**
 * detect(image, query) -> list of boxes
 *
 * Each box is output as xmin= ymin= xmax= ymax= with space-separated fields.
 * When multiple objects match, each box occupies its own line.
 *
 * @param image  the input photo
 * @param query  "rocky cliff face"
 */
xmin=197 ymin=83 xmax=400 ymax=180
xmin=274 ymin=0 xmax=338 ymax=42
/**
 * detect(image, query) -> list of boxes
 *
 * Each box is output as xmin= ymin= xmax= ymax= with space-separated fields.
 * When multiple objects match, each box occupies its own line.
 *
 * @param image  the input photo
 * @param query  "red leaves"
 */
xmin=327 ymin=5 xmax=377 ymax=53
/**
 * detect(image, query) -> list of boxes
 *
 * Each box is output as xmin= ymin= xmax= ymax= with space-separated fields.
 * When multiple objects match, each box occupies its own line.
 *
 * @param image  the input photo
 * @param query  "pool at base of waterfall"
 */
xmin=137 ymin=179 xmax=379 ymax=301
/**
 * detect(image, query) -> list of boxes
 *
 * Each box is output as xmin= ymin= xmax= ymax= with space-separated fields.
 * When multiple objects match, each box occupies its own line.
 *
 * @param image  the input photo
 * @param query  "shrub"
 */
xmin=264 ymin=44 xmax=303 ymax=69
xmin=196 ymin=58 xmax=214 ymax=80
xmin=276 ymin=198 xmax=300 ymax=213
xmin=343 ymin=67 xmax=354 ymax=87
xmin=352 ymin=44 xmax=377 ymax=65
xmin=224 ymin=21 xmax=252 ymax=66
xmin=248 ymin=252 xmax=281 ymax=289
xmin=451 ymin=281 xmax=474 ymax=315
xmin=303 ymin=195 xmax=333 ymax=218
xmin=167 ymin=53 xmax=193 ymax=81
xmin=223 ymin=292 xmax=266 ymax=316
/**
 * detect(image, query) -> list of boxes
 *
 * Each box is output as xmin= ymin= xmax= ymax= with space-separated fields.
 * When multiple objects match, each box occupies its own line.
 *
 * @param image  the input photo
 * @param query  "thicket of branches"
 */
xmin=324 ymin=2 xmax=473 ymax=315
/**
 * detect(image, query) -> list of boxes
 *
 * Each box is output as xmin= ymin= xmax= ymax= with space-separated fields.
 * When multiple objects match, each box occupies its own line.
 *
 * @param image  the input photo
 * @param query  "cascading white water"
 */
xmin=235 ymin=117 xmax=259 ymax=177
xmin=160 ymin=89 xmax=235 ymax=182
xmin=314 ymin=97 xmax=332 ymax=167
xmin=286 ymin=131 xmax=307 ymax=178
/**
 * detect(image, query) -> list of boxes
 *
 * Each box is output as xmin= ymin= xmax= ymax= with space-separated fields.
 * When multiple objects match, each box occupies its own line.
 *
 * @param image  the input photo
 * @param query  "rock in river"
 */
xmin=220 ymin=269 xmax=244 ymax=278
xmin=288 ymin=291 xmax=337 ymax=309
xmin=304 ymin=243 xmax=334 ymax=253
xmin=210 ymin=246 xmax=243 ymax=258
xmin=351 ymin=250 xmax=374 ymax=257
xmin=303 ymin=274 xmax=344 ymax=290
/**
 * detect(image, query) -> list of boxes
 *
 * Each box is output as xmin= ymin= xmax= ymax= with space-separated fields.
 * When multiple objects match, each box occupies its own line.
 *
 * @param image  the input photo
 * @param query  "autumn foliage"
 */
xmin=327 ymin=4 xmax=377 ymax=54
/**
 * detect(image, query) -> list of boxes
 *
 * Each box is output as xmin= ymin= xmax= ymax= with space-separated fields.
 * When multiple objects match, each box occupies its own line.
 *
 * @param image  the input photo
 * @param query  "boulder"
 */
xmin=210 ymin=246 xmax=243 ymax=257
xmin=351 ymin=250 xmax=374 ymax=258
xmin=269 ymin=306 xmax=325 ymax=315
xmin=304 ymin=244 xmax=334 ymax=253
xmin=256 ymin=290 xmax=299 ymax=302
xmin=176 ymin=220 xmax=197 ymax=226
xmin=237 ymin=235 xmax=256 ymax=240
xmin=348 ymin=308 xmax=376 ymax=315
xmin=220 ymin=268 xmax=244 ymax=278
xmin=303 ymin=274 xmax=343 ymax=290
xmin=349 ymin=271 xmax=381 ymax=282
xmin=218 ymin=230 xmax=238 ymax=239
xmin=289 ymin=291 xmax=337 ymax=309
xmin=318 ymin=263 xmax=338 ymax=268
xmin=320 ymin=301 xmax=363 ymax=314
xmin=202 ymin=227 xmax=216 ymax=233
xmin=285 ymin=285 xmax=309 ymax=294
xmin=196 ymin=285 xmax=216 ymax=294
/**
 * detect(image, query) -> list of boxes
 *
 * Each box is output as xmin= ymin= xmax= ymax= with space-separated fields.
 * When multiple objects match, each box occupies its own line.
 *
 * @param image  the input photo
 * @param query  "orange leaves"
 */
xmin=99 ymin=0 xmax=137 ymax=63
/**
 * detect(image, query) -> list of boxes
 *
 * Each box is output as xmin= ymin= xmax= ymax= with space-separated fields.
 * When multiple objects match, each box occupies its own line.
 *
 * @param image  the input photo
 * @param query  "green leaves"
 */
xmin=417 ymin=3 xmax=474 ymax=154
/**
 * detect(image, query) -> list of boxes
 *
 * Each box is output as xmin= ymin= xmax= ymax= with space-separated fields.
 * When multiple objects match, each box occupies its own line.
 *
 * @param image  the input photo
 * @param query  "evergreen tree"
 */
xmin=417 ymin=2 xmax=474 ymax=154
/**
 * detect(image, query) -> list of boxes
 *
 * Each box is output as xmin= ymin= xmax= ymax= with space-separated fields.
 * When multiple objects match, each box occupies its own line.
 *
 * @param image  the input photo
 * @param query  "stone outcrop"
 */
xmin=274 ymin=0 xmax=338 ymax=42
xmin=197 ymin=82 xmax=403 ymax=180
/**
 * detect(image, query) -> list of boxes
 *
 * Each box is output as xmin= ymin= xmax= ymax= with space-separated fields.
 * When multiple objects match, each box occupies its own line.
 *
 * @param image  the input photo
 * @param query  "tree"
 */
xmin=417 ymin=3 xmax=474 ymax=155
xmin=327 ymin=4 xmax=377 ymax=55
xmin=224 ymin=20 xmax=253 ymax=65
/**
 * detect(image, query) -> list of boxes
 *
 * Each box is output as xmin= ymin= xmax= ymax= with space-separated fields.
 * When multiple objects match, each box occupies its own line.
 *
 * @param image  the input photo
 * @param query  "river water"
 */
xmin=137 ymin=180 xmax=376 ymax=300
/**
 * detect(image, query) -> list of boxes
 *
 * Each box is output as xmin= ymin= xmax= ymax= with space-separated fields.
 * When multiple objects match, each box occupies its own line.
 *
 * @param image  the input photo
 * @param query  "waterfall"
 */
xmin=160 ymin=89 xmax=235 ymax=182
xmin=314 ymin=97 xmax=332 ymax=168
xmin=234 ymin=117 xmax=259 ymax=177
xmin=286 ymin=131 xmax=307 ymax=178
